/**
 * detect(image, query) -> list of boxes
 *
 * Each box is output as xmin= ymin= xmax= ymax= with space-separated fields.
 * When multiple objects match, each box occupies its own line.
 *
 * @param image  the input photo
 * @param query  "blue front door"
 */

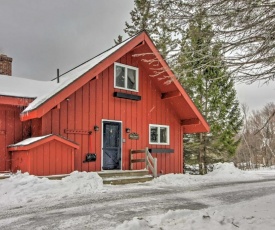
xmin=102 ymin=121 xmax=121 ymax=170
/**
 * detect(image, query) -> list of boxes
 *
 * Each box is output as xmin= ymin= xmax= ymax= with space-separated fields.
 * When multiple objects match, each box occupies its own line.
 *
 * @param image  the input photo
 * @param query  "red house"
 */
xmin=0 ymin=32 xmax=209 ymax=176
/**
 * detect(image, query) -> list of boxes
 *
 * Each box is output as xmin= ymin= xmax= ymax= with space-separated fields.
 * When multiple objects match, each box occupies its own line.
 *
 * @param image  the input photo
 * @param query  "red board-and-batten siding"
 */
xmin=40 ymin=52 xmax=183 ymax=174
xmin=10 ymin=139 xmax=76 ymax=176
xmin=0 ymin=106 xmax=31 ymax=172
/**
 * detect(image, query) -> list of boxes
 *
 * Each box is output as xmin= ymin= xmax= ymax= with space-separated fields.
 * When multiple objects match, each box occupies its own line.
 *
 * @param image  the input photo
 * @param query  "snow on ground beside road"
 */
xmin=1 ymin=163 xmax=275 ymax=229
xmin=115 ymin=193 xmax=275 ymax=230
xmin=0 ymin=162 xmax=274 ymax=208
xmin=152 ymin=162 xmax=264 ymax=186
xmin=0 ymin=171 xmax=103 ymax=207
xmin=115 ymin=163 xmax=275 ymax=230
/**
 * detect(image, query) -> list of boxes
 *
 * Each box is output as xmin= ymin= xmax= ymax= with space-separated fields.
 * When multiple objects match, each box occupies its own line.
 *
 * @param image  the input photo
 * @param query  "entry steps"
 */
xmin=98 ymin=169 xmax=154 ymax=185
xmin=0 ymin=170 xmax=154 ymax=185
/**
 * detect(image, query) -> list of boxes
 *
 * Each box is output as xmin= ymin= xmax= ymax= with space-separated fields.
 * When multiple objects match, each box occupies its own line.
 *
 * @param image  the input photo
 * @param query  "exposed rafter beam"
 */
xmin=181 ymin=118 xmax=200 ymax=126
xmin=131 ymin=41 xmax=145 ymax=52
xmin=161 ymin=91 xmax=181 ymax=100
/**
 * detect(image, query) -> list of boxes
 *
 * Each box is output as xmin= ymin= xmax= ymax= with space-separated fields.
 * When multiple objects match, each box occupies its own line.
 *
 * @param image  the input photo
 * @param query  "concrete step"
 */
xmin=0 ymin=175 xmax=10 ymax=180
xmin=102 ymin=175 xmax=153 ymax=185
xmin=98 ymin=169 xmax=154 ymax=185
xmin=98 ymin=169 xmax=149 ymax=178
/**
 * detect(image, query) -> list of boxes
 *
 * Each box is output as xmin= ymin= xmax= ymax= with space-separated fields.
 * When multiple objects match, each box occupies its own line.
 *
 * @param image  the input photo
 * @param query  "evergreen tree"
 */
xmin=176 ymin=12 xmax=243 ymax=173
xmin=124 ymin=0 xmax=155 ymax=36
xmin=116 ymin=0 xmax=178 ymax=60
xmin=114 ymin=35 xmax=123 ymax=45
xmin=120 ymin=3 xmax=243 ymax=173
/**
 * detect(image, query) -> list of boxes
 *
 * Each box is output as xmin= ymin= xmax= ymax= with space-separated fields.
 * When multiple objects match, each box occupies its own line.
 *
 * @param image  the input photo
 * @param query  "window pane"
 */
xmin=116 ymin=66 xmax=125 ymax=88
xmin=105 ymin=124 xmax=120 ymax=148
xmin=127 ymin=69 xmax=136 ymax=90
xmin=160 ymin=127 xmax=167 ymax=143
xmin=150 ymin=127 xmax=158 ymax=143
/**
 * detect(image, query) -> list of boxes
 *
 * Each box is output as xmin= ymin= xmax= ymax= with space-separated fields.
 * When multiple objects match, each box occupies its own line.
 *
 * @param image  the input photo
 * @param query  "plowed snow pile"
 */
xmin=0 ymin=171 xmax=103 ymax=206
xmin=152 ymin=162 xmax=263 ymax=186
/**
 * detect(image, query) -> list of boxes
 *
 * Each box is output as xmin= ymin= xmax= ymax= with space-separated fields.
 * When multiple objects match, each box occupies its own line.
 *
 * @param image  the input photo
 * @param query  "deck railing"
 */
xmin=129 ymin=147 xmax=157 ymax=178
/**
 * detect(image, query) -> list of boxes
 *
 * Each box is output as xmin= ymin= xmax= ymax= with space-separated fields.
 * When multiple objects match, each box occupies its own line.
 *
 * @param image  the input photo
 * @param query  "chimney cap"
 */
xmin=0 ymin=54 xmax=12 ymax=62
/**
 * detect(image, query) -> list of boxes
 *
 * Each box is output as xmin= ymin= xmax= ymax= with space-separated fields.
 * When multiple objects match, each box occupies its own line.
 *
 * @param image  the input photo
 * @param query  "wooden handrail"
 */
xmin=129 ymin=148 xmax=158 ymax=178
xmin=130 ymin=149 xmax=146 ymax=154
xmin=145 ymin=147 xmax=157 ymax=178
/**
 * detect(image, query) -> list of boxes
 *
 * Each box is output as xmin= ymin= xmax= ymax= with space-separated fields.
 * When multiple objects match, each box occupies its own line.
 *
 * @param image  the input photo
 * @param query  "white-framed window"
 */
xmin=149 ymin=124 xmax=170 ymax=145
xmin=114 ymin=63 xmax=139 ymax=92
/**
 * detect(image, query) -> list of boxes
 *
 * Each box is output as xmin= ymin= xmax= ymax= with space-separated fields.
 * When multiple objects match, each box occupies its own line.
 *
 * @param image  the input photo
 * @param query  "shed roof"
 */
xmin=8 ymin=134 xmax=79 ymax=151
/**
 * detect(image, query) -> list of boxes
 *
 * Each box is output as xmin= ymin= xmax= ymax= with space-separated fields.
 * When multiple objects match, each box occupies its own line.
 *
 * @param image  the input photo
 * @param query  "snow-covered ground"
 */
xmin=116 ymin=194 xmax=275 ymax=230
xmin=1 ymin=163 xmax=275 ymax=229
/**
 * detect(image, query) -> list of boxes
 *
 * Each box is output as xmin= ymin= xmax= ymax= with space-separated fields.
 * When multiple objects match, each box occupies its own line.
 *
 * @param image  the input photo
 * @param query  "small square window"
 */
xmin=114 ymin=63 xmax=139 ymax=92
xmin=149 ymin=124 xmax=169 ymax=145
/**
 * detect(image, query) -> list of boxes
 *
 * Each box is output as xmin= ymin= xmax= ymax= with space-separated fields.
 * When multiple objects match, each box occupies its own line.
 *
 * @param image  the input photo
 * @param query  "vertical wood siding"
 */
xmin=40 ymin=53 xmax=184 ymax=174
xmin=11 ymin=140 xmax=75 ymax=176
xmin=0 ymin=106 xmax=31 ymax=172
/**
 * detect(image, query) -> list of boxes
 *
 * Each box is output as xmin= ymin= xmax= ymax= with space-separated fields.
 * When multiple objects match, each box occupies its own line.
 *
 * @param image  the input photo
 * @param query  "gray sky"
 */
xmin=236 ymin=82 xmax=275 ymax=112
xmin=0 ymin=0 xmax=274 ymax=112
xmin=0 ymin=0 xmax=134 ymax=80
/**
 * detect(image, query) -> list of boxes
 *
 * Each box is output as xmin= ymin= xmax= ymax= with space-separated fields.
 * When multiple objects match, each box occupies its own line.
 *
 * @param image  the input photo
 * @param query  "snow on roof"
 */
xmin=8 ymin=134 xmax=52 ymax=147
xmin=0 ymin=33 xmax=137 ymax=114
xmin=22 ymin=34 xmax=137 ymax=113
xmin=0 ymin=75 xmax=56 ymax=98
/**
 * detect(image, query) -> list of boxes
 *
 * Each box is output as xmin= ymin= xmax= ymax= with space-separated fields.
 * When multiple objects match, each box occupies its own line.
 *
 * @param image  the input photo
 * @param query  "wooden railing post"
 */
xmin=129 ymin=147 xmax=157 ymax=178
xmin=145 ymin=147 xmax=149 ymax=170
xmin=145 ymin=147 xmax=157 ymax=178
xmin=129 ymin=149 xmax=133 ymax=170
xmin=153 ymin=158 xmax=157 ymax=178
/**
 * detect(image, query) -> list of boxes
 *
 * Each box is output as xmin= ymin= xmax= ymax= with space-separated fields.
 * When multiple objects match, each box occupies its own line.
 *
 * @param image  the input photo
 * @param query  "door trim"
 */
xmin=101 ymin=119 xmax=123 ymax=171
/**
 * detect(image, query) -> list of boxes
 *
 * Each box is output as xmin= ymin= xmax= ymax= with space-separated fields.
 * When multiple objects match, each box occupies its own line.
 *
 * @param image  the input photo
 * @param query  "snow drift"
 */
xmin=0 ymin=171 xmax=103 ymax=207
xmin=152 ymin=162 xmax=263 ymax=186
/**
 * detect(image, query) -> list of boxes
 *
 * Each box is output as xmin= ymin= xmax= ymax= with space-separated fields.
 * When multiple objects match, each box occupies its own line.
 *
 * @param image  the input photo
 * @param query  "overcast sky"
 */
xmin=0 ymin=0 xmax=274 ymax=112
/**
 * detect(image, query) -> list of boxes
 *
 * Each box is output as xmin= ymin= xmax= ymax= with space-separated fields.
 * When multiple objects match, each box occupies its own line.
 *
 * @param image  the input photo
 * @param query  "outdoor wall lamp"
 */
xmin=126 ymin=128 xmax=131 ymax=133
xmin=94 ymin=125 xmax=99 ymax=131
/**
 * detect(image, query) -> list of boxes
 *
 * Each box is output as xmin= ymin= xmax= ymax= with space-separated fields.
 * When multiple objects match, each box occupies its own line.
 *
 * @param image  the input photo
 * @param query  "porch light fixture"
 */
xmin=126 ymin=128 xmax=131 ymax=133
xmin=94 ymin=125 xmax=99 ymax=131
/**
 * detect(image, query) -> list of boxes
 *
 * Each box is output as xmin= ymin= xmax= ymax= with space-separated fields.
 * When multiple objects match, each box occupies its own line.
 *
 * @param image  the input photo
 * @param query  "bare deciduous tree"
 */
xmin=155 ymin=0 xmax=275 ymax=83
xmin=235 ymin=103 xmax=275 ymax=168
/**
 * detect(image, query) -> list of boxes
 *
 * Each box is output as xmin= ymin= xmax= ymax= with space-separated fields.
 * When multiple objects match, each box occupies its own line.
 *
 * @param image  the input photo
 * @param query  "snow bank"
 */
xmin=116 ymin=193 xmax=275 ymax=230
xmin=152 ymin=162 xmax=263 ymax=186
xmin=0 ymin=162 xmax=272 ymax=209
xmin=0 ymin=171 xmax=103 ymax=207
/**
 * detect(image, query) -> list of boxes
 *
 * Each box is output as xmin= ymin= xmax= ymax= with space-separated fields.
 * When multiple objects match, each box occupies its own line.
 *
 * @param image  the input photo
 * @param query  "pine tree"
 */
xmin=124 ymin=0 xmax=155 ymax=36
xmin=114 ymin=35 xmax=123 ymax=45
xmin=120 ymin=3 xmax=243 ymax=173
xmin=176 ymin=12 xmax=243 ymax=174
xmin=116 ymin=0 xmax=178 ymax=60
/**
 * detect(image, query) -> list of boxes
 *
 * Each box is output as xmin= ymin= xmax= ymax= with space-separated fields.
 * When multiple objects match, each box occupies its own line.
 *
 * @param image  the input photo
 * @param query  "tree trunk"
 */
xmin=203 ymin=133 xmax=207 ymax=174
xmin=199 ymin=133 xmax=204 ymax=175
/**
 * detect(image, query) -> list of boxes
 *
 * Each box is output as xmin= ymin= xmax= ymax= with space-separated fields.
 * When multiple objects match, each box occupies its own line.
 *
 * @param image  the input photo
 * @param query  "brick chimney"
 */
xmin=0 ymin=54 xmax=12 ymax=76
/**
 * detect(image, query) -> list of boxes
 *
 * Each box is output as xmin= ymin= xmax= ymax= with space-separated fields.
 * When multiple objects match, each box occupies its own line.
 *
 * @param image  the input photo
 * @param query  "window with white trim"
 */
xmin=114 ymin=63 xmax=139 ymax=92
xmin=149 ymin=124 xmax=170 ymax=145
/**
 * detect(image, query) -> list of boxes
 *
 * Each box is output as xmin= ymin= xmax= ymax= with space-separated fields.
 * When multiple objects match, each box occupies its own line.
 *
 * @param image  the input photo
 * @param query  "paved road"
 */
xmin=1 ymin=178 xmax=275 ymax=230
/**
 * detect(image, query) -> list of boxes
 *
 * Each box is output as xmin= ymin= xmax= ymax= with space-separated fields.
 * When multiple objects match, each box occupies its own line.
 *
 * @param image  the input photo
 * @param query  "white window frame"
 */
xmin=149 ymin=124 xmax=170 ymax=145
xmin=114 ymin=62 xmax=139 ymax=92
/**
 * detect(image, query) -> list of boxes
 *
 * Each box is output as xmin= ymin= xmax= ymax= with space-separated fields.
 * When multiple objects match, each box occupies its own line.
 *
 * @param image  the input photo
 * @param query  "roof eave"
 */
xmin=0 ymin=95 xmax=34 ymax=106
xmin=143 ymin=34 xmax=210 ymax=133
